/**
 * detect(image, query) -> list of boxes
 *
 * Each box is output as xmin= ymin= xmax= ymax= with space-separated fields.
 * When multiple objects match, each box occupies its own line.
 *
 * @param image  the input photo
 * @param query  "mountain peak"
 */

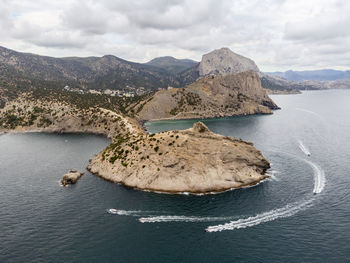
xmin=198 ymin=47 xmax=260 ymax=76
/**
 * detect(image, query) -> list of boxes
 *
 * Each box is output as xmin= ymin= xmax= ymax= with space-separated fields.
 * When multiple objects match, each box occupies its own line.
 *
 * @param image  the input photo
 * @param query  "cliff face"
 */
xmin=136 ymin=70 xmax=279 ymax=121
xmin=88 ymin=122 xmax=270 ymax=194
xmin=198 ymin=48 xmax=260 ymax=76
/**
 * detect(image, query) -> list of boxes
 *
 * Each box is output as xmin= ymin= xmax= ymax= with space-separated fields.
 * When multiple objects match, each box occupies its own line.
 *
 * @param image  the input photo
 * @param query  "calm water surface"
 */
xmin=1 ymin=90 xmax=350 ymax=262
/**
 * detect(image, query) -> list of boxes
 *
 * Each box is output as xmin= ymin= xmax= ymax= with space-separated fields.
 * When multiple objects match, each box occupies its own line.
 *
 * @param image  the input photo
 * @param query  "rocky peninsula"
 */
xmin=0 ymin=91 xmax=271 ymax=194
xmin=88 ymin=122 xmax=270 ymax=194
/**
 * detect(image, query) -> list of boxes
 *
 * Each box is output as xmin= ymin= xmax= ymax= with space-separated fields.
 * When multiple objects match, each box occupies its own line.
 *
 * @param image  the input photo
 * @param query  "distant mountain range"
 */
xmin=266 ymin=69 xmax=350 ymax=82
xmin=1 ymin=45 xmax=349 ymax=95
xmin=0 ymin=46 xmax=186 ymax=91
xmin=0 ymin=45 xmax=273 ymax=93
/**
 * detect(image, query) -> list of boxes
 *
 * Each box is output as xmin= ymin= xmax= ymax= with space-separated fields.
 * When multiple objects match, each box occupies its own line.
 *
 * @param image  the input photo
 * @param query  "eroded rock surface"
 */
xmin=88 ymin=122 xmax=270 ymax=194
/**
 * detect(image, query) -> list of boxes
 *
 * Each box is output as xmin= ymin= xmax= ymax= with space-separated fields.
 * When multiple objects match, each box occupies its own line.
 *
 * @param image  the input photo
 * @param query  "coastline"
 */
xmin=140 ymin=111 xmax=278 ymax=132
xmin=1 ymin=99 xmax=272 ymax=195
xmin=1 ymin=116 xmax=272 ymax=195
xmin=87 ymin=163 xmax=270 ymax=195
xmin=87 ymin=122 xmax=271 ymax=195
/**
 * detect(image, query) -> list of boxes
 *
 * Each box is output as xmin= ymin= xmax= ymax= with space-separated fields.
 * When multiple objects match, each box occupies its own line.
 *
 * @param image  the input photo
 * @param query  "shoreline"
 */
xmin=2 ymin=117 xmax=271 ymax=196
xmin=140 ymin=111 xmax=278 ymax=128
xmin=87 ymin=165 xmax=270 ymax=195
xmin=0 ymin=128 xmax=112 ymax=140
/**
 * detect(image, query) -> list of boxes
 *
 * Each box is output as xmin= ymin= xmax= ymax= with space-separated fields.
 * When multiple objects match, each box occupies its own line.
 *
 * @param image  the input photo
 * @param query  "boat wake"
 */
xmin=205 ymin=198 xmax=314 ymax=232
xmin=139 ymin=215 xmax=236 ymax=223
xmin=298 ymin=140 xmax=311 ymax=156
xmin=206 ymin=157 xmax=325 ymax=232
xmin=107 ymin=209 xmax=154 ymax=216
xmin=296 ymin=108 xmax=323 ymax=120
xmin=304 ymin=160 xmax=325 ymax=194
xmin=113 ymin=149 xmax=325 ymax=232
xmin=266 ymin=170 xmax=280 ymax=181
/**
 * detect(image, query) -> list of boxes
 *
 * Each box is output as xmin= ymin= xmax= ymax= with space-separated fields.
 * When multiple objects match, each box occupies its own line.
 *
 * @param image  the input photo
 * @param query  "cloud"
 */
xmin=284 ymin=1 xmax=350 ymax=41
xmin=0 ymin=0 xmax=349 ymax=71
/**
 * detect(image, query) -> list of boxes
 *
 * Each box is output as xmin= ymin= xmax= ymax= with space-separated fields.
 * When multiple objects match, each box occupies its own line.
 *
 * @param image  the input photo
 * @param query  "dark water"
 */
xmin=1 ymin=90 xmax=350 ymax=262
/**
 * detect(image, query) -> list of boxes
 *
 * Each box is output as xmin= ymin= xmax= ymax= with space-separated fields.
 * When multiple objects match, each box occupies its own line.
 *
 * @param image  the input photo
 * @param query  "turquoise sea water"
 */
xmin=1 ymin=90 xmax=350 ymax=262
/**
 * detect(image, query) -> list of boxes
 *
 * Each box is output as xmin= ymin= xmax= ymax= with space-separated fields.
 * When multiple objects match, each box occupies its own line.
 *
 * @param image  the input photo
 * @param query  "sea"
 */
xmin=1 ymin=89 xmax=350 ymax=262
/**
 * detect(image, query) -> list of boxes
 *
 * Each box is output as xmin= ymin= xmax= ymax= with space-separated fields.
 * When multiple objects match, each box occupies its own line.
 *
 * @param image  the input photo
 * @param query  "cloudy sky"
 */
xmin=0 ymin=0 xmax=349 ymax=71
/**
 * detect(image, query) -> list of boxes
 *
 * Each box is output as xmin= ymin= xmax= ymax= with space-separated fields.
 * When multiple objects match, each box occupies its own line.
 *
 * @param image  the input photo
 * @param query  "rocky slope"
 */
xmin=198 ymin=48 xmax=260 ymax=76
xmin=88 ymin=122 xmax=270 ymax=194
xmin=0 ymin=93 xmax=141 ymax=138
xmin=0 ymin=45 xmax=180 ymax=91
xmin=177 ymin=47 xmax=302 ymax=94
xmin=136 ymin=70 xmax=279 ymax=121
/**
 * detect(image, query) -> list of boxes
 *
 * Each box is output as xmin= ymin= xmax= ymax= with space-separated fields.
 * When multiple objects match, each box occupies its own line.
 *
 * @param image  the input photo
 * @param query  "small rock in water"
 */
xmin=61 ymin=170 xmax=84 ymax=186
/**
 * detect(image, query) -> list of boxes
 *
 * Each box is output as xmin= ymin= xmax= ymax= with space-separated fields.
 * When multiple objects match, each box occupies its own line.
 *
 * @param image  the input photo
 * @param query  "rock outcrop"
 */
xmin=61 ymin=170 xmax=84 ymax=186
xmin=136 ymin=70 xmax=279 ymax=121
xmin=198 ymin=47 xmax=260 ymax=76
xmin=87 ymin=122 xmax=270 ymax=194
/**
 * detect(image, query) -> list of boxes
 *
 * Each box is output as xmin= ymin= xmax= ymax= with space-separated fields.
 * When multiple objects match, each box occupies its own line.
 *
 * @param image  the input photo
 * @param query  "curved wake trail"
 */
xmin=111 ymin=151 xmax=325 ymax=231
xmin=304 ymin=160 xmax=325 ymax=194
xmin=139 ymin=215 xmax=236 ymax=223
xmin=205 ymin=158 xmax=325 ymax=232
xmin=205 ymin=199 xmax=314 ymax=232
xmin=298 ymin=140 xmax=311 ymax=156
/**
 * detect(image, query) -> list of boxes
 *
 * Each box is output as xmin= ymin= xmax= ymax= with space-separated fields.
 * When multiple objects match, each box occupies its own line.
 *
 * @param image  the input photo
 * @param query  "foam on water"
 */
xmin=298 ymin=140 xmax=311 ymax=156
xmin=304 ymin=160 xmax=326 ymax=194
xmin=139 ymin=215 xmax=236 ymax=223
xmin=205 ymin=198 xmax=314 ymax=232
xmin=266 ymin=170 xmax=280 ymax=181
xmin=107 ymin=209 xmax=146 ymax=216
xmin=205 ymin=158 xmax=325 ymax=232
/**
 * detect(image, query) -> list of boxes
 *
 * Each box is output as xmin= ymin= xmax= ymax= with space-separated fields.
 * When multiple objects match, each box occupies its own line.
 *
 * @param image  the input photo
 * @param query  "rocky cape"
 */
xmin=136 ymin=70 xmax=279 ymax=121
xmin=0 ymin=93 xmax=272 ymax=194
xmin=87 ymin=122 xmax=270 ymax=194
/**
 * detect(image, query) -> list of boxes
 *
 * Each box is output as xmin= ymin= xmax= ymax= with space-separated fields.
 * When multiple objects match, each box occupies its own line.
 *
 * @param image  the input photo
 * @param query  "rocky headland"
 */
xmin=88 ymin=122 xmax=270 ymax=194
xmin=0 ymin=47 xmax=278 ymax=194
xmin=135 ymin=70 xmax=279 ymax=121
xmin=0 ymin=91 xmax=272 ymax=194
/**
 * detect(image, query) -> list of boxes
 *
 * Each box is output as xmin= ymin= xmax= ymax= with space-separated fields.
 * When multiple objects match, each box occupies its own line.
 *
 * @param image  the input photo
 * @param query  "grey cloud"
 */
xmin=61 ymin=2 xmax=109 ymax=35
xmin=0 ymin=0 xmax=14 ymax=34
xmin=284 ymin=1 xmax=350 ymax=41
xmin=1 ymin=0 xmax=350 ymax=71
xmin=28 ymin=31 xmax=88 ymax=49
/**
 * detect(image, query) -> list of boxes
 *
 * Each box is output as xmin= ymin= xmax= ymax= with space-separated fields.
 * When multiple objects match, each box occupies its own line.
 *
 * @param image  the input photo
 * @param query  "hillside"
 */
xmin=145 ymin=56 xmax=198 ymax=74
xmin=136 ymin=70 xmax=279 ymax=121
xmin=178 ymin=47 xmax=302 ymax=93
xmin=0 ymin=46 xmax=180 ymax=91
